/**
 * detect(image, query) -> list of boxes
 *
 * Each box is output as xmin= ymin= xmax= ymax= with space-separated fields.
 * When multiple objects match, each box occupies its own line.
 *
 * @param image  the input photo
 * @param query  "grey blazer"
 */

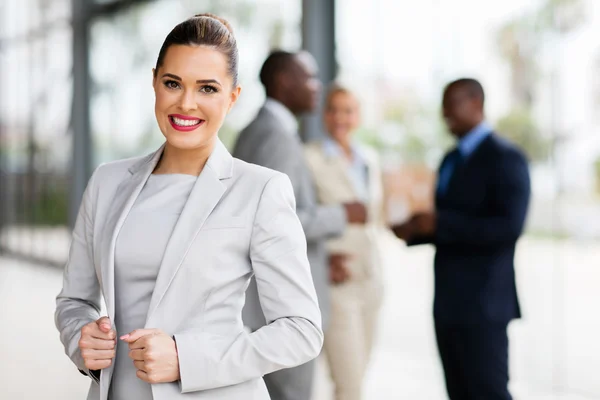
xmin=55 ymin=140 xmax=323 ymax=400
xmin=233 ymin=105 xmax=347 ymax=331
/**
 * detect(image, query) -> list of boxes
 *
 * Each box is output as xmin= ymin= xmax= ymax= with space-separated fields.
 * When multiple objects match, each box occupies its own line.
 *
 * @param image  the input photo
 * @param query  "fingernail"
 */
xmin=120 ymin=334 xmax=129 ymax=340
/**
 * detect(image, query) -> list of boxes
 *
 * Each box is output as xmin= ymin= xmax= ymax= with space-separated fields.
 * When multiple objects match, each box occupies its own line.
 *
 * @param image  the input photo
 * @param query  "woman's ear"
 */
xmin=228 ymin=85 xmax=242 ymax=113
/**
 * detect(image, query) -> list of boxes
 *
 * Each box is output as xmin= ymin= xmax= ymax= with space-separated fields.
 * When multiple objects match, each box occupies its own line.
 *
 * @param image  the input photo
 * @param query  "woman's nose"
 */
xmin=178 ymin=90 xmax=197 ymax=112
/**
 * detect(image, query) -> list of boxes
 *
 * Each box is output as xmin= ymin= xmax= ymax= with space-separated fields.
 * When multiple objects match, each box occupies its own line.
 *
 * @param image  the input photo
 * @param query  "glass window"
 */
xmin=0 ymin=0 xmax=72 ymax=262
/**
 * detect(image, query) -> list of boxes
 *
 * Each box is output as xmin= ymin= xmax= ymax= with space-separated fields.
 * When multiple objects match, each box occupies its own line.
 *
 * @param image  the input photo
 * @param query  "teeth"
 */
xmin=172 ymin=116 xmax=201 ymax=127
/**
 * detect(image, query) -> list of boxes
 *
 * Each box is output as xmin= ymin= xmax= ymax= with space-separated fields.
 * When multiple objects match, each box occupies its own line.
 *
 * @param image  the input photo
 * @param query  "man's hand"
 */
xmin=391 ymin=221 xmax=414 ymax=241
xmin=79 ymin=316 xmax=116 ymax=371
xmin=411 ymin=212 xmax=437 ymax=236
xmin=391 ymin=212 xmax=437 ymax=241
xmin=121 ymin=329 xmax=180 ymax=384
xmin=329 ymin=253 xmax=352 ymax=284
xmin=343 ymin=202 xmax=368 ymax=224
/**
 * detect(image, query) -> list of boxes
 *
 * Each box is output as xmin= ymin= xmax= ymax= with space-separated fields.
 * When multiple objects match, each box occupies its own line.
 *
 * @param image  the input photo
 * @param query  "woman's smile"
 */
xmin=168 ymin=114 xmax=205 ymax=132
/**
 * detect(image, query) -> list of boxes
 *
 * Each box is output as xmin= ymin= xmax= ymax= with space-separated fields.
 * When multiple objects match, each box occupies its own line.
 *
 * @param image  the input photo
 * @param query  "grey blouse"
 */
xmin=109 ymin=174 xmax=196 ymax=400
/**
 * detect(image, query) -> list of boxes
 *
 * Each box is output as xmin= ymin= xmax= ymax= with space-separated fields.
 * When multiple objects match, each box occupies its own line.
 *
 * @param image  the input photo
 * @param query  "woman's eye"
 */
xmin=200 ymin=86 xmax=218 ymax=94
xmin=164 ymin=80 xmax=179 ymax=89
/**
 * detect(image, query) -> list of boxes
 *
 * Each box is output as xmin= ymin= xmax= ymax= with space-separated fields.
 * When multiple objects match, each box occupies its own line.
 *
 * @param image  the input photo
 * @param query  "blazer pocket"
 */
xmin=201 ymin=216 xmax=247 ymax=230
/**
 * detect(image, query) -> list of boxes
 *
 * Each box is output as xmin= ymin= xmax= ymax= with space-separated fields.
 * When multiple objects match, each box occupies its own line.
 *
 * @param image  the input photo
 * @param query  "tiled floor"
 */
xmin=313 ymin=234 xmax=600 ymax=400
xmin=1 ymin=234 xmax=599 ymax=399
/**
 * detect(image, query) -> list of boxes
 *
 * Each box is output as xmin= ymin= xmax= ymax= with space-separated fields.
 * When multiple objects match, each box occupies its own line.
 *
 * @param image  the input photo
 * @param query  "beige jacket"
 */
xmin=304 ymin=140 xmax=386 ymax=281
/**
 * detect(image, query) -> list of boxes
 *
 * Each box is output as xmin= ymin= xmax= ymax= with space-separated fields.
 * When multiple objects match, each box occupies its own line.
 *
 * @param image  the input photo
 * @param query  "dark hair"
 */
xmin=154 ymin=13 xmax=239 ymax=86
xmin=445 ymin=78 xmax=485 ymax=104
xmin=259 ymin=50 xmax=297 ymax=95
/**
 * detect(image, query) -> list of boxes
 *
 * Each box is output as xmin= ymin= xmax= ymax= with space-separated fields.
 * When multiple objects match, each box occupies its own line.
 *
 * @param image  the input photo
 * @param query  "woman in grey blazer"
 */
xmin=55 ymin=14 xmax=323 ymax=400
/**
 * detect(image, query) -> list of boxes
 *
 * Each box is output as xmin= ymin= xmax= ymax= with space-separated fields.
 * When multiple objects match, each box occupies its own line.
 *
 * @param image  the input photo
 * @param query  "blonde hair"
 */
xmin=325 ymin=82 xmax=359 ymax=108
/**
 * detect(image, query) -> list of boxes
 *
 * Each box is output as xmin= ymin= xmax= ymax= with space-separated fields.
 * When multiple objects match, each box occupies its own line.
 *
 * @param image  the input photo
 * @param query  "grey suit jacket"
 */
xmin=55 ymin=140 xmax=323 ymax=400
xmin=233 ymin=105 xmax=347 ymax=330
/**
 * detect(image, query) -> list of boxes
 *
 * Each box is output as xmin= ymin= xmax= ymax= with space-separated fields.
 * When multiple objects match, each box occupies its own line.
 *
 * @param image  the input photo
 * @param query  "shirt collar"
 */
xmin=458 ymin=121 xmax=492 ymax=157
xmin=264 ymin=98 xmax=298 ymax=135
xmin=322 ymin=137 xmax=366 ymax=164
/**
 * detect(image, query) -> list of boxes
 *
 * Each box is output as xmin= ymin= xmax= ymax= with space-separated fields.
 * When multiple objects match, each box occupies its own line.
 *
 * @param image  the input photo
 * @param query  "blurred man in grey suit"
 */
xmin=233 ymin=50 xmax=367 ymax=400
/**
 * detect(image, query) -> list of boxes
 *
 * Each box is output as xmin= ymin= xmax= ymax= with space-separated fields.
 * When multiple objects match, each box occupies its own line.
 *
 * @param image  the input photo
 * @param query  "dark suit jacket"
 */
xmin=410 ymin=133 xmax=531 ymax=324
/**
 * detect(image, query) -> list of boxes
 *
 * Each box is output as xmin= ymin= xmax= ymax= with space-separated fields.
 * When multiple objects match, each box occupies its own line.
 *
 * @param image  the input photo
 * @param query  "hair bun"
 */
xmin=194 ymin=13 xmax=234 ymax=34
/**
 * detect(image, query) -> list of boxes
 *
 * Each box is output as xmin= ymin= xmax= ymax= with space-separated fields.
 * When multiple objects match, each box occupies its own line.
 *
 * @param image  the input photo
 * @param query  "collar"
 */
xmin=322 ymin=137 xmax=366 ymax=164
xmin=458 ymin=121 xmax=492 ymax=157
xmin=263 ymin=98 xmax=299 ymax=135
xmin=128 ymin=139 xmax=233 ymax=180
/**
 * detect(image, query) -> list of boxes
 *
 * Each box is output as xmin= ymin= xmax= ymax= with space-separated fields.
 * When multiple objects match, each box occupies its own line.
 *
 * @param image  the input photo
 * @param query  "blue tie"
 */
xmin=437 ymin=148 xmax=462 ymax=195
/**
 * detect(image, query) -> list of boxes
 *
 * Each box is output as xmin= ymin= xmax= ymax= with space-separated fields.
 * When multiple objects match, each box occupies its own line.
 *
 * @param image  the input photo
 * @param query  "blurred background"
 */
xmin=0 ymin=0 xmax=598 ymax=399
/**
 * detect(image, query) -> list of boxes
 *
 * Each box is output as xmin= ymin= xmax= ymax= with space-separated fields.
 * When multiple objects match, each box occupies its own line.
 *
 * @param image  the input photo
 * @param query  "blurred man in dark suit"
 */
xmin=392 ymin=78 xmax=531 ymax=400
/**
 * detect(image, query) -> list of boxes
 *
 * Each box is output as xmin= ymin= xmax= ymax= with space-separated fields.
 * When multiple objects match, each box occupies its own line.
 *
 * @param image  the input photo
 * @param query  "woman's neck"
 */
xmin=153 ymin=141 xmax=215 ymax=176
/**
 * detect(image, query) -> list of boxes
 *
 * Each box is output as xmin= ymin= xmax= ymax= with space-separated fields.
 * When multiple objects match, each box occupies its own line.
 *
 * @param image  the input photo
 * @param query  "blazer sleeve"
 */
xmin=436 ymin=150 xmax=531 ymax=246
xmin=256 ymin=133 xmax=347 ymax=242
xmin=54 ymin=167 xmax=102 ymax=382
xmin=368 ymin=151 xmax=393 ymax=229
xmin=174 ymin=173 xmax=324 ymax=393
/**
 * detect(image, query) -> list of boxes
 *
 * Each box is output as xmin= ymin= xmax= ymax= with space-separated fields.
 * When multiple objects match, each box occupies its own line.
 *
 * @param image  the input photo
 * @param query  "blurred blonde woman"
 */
xmin=304 ymin=84 xmax=386 ymax=400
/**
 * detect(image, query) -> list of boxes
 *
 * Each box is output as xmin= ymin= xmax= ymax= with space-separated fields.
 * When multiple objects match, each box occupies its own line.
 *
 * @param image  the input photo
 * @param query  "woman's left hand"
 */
xmin=121 ymin=329 xmax=180 ymax=384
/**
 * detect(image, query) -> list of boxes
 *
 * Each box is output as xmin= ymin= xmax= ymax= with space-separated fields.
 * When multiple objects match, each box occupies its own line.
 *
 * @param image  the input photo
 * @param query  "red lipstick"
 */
xmin=168 ymin=114 xmax=205 ymax=132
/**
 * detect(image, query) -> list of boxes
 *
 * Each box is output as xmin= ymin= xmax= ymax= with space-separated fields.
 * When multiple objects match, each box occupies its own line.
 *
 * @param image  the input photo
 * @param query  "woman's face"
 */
xmin=323 ymin=91 xmax=360 ymax=146
xmin=153 ymin=45 xmax=240 ymax=151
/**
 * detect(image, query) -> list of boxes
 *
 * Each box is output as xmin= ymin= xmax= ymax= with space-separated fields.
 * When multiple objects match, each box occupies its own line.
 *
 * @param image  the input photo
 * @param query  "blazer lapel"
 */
xmin=145 ymin=140 xmax=233 ymax=324
xmin=100 ymin=145 xmax=164 ymax=323
xmin=323 ymin=150 xmax=356 ymax=199
xmin=440 ymin=135 xmax=494 ymax=200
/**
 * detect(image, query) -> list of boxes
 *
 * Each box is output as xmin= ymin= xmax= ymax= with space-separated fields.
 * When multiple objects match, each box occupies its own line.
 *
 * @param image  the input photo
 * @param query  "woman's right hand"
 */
xmin=79 ymin=316 xmax=117 ymax=370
